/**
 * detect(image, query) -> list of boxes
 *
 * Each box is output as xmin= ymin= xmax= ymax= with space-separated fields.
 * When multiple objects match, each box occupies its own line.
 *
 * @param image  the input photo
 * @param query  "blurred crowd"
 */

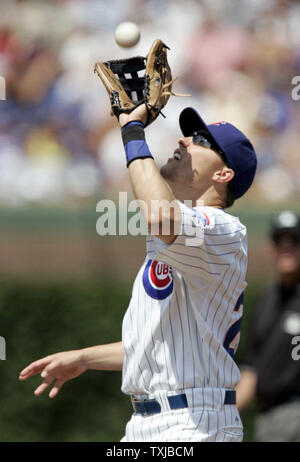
xmin=0 ymin=0 xmax=299 ymax=205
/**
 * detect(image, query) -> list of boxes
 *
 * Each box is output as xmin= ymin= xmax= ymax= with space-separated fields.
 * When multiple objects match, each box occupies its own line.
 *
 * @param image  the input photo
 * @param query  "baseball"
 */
xmin=114 ymin=21 xmax=140 ymax=48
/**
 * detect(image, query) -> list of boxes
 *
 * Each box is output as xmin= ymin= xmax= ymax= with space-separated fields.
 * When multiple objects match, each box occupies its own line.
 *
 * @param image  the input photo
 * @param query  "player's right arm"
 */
xmin=19 ymin=341 xmax=124 ymax=398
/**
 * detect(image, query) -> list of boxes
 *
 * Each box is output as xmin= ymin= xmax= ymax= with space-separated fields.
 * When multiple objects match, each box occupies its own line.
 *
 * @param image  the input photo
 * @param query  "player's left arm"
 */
xmin=119 ymin=105 xmax=181 ymax=244
xmin=236 ymin=369 xmax=258 ymax=412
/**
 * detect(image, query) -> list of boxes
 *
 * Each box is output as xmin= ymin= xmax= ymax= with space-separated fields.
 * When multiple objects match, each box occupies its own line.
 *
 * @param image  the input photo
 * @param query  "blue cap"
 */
xmin=179 ymin=107 xmax=257 ymax=199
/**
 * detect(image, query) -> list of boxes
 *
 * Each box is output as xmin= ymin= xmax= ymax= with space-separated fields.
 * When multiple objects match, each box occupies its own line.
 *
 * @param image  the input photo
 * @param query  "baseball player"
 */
xmin=19 ymin=102 xmax=257 ymax=442
xmin=236 ymin=211 xmax=300 ymax=441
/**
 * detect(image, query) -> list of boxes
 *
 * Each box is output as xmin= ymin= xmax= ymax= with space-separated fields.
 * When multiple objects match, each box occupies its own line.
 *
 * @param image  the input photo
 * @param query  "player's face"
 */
xmin=160 ymin=136 xmax=226 ymax=188
xmin=272 ymin=234 xmax=300 ymax=277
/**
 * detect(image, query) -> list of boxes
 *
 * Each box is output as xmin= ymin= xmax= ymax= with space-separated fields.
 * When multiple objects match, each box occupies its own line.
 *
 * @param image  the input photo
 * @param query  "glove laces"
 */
xmin=161 ymin=77 xmax=191 ymax=98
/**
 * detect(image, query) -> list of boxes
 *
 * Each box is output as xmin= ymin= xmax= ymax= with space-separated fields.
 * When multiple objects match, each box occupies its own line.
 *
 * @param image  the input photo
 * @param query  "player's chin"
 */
xmin=160 ymin=160 xmax=177 ymax=180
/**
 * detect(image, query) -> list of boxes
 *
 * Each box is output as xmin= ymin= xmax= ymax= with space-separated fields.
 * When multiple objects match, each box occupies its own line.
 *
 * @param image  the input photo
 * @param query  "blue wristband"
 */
xmin=121 ymin=121 xmax=154 ymax=167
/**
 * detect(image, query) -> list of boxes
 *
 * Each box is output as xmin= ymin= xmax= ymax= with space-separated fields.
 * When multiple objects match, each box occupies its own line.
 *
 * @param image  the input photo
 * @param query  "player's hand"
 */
xmin=119 ymin=103 xmax=148 ymax=127
xmin=19 ymin=350 xmax=88 ymax=398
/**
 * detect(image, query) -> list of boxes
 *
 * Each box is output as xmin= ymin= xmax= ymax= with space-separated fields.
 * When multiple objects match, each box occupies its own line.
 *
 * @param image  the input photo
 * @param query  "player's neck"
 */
xmin=169 ymin=182 xmax=226 ymax=209
xmin=167 ymin=181 xmax=199 ymax=206
xmin=195 ymin=186 xmax=226 ymax=209
xmin=280 ymin=271 xmax=300 ymax=289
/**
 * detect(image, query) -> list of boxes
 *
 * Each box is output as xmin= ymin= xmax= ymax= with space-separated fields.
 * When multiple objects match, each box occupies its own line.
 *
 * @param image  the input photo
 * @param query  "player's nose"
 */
xmin=177 ymin=137 xmax=190 ymax=147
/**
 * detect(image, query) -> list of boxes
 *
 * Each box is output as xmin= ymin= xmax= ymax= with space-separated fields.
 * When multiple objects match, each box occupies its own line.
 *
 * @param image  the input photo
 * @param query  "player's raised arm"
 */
xmin=95 ymin=39 xmax=186 ymax=245
xmin=119 ymin=105 xmax=181 ymax=245
xmin=19 ymin=342 xmax=124 ymax=398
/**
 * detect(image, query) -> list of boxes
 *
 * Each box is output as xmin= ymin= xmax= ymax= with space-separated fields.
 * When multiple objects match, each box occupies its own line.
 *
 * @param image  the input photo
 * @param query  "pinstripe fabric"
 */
xmin=121 ymin=204 xmax=247 ymax=441
xmin=121 ymin=388 xmax=243 ymax=442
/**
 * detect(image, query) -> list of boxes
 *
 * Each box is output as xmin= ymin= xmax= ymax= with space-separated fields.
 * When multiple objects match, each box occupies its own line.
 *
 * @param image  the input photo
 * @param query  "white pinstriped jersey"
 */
xmin=121 ymin=203 xmax=248 ymax=396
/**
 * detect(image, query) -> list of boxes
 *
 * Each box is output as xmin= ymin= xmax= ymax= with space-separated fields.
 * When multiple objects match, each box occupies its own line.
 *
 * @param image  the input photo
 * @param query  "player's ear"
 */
xmin=212 ymin=167 xmax=234 ymax=185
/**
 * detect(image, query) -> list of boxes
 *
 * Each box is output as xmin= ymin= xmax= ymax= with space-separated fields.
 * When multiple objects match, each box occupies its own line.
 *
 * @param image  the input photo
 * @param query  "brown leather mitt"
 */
xmin=94 ymin=39 xmax=188 ymax=127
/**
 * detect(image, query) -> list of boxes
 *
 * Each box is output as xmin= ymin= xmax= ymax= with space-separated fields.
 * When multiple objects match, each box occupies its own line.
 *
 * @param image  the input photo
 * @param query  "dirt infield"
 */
xmin=0 ymin=230 xmax=274 ymax=283
xmin=0 ymin=202 xmax=285 ymax=282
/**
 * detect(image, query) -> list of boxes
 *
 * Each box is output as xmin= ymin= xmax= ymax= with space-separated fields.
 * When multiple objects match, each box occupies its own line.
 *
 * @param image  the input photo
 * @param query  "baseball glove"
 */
xmin=94 ymin=39 xmax=188 ymax=127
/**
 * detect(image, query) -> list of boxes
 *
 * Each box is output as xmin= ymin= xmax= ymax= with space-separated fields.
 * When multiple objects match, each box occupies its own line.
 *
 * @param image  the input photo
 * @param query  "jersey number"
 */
xmin=223 ymin=293 xmax=244 ymax=358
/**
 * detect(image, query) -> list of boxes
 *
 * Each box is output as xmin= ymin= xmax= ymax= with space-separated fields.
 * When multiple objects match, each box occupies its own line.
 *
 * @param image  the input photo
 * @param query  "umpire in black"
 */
xmin=236 ymin=210 xmax=300 ymax=442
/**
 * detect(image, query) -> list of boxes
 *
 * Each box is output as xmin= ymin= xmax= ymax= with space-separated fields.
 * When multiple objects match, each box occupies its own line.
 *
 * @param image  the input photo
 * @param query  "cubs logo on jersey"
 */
xmin=192 ymin=209 xmax=210 ymax=227
xmin=142 ymin=259 xmax=174 ymax=300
